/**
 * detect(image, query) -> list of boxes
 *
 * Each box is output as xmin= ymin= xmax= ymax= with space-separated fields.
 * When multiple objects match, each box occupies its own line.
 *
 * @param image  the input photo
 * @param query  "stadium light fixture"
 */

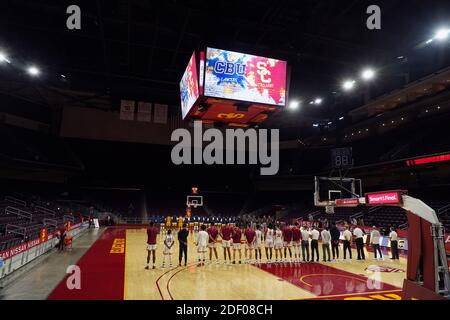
xmin=27 ymin=66 xmax=40 ymax=76
xmin=339 ymin=116 xmax=344 ymax=120
xmin=0 ymin=52 xmax=10 ymax=64
xmin=288 ymin=100 xmax=301 ymax=110
xmin=314 ymin=98 xmax=323 ymax=105
xmin=361 ymin=68 xmax=375 ymax=81
xmin=342 ymin=79 xmax=356 ymax=91
xmin=312 ymin=123 xmax=319 ymax=127
xmin=434 ymin=28 xmax=450 ymax=41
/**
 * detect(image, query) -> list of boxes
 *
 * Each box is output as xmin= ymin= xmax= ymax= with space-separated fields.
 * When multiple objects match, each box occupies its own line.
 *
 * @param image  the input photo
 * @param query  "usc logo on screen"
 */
xmin=256 ymin=62 xmax=272 ymax=84
xmin=217 ymin=113 xmax=245 ymax=120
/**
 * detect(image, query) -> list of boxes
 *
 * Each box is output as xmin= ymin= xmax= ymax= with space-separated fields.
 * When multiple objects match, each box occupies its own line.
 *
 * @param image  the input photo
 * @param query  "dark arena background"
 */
xmin=1 ymin=0 xmax=450 ymax=308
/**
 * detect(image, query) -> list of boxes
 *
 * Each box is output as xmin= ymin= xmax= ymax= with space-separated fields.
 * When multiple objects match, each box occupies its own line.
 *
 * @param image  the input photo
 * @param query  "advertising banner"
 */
xmin=119 ymin=100 xmax=135 ymax=121
xmin=137 ymin=102 xmax=152 ymax=122
xmin=366 ymin=191 xmax=403 ymax=206
xmin=204 ymin=47 xmax=287 ymax=106
xmin=180 ymin=52 xmax=200 ymax=119
xmin=153 ymin=103 xmax=168 ymax=124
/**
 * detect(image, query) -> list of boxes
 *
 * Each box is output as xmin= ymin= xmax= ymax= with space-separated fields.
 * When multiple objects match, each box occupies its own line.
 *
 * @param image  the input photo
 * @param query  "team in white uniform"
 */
xmin=196 ymin=224 xmax=209 ymax=265
xmin=255 ymin=226 xmax=263 ymax=263
xmin=162 ymin=230 xmax=174 ymax=268
xmin=264 ymin=226 xmax=274 ymax=263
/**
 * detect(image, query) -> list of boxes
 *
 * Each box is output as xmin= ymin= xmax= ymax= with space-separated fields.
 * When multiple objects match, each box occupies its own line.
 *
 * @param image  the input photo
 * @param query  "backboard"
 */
xmin=314 ymin=176 xmax=363 ymax=207
xmin=187 ymin=195 xmax=203 ymax=208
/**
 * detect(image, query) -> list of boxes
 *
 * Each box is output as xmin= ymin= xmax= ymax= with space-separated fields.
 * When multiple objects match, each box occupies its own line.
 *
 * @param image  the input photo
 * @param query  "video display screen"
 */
xmin=180 ymin=52 xmax=200 ymax=119
xmin=204 ymin=47 xmax=287 ymax=106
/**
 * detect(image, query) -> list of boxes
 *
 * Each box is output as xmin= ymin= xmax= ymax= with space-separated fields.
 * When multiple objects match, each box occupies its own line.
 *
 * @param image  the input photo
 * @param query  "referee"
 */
xmin=178 ymin=224 xmax=189 ymax=266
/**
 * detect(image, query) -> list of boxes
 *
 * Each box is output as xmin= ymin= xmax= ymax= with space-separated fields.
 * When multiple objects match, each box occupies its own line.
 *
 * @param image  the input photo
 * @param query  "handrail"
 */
xmin=5 ymin=224 xmax=26 ymax=237
xmin=43 ymin=218 xmax=58 ymax=227
xmin=5 ymin=196 xmax=26 ymax=207
xmin=5 ymin=206 xmax=32 ymax=221
xmin=437 ymin=204 xmax=450 ymax=215
xmin=34 ymin=205 xmax=55 ymax=216
xmin=368 ymin=206 xmax=382 ymax=213
xmin=63 ymin=215 xmax=75 ymax=222
xmin=399 ymin=222 xmax=408 ymax=229
xmin=350 ymin=212 xmax=364 ymax=219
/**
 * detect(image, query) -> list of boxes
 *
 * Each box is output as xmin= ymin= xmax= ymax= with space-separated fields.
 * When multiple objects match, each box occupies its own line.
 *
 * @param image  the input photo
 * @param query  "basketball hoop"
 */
xmin=325 ymin=205 xmax=335 ymax=214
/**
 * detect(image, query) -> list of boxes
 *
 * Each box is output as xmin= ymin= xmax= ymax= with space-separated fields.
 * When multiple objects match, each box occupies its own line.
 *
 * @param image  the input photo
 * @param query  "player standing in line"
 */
xmin=291 ymin=222 xmax=301 ymax=262
xmin=196 ymin=224 xmax=209 ymax=266
xmin=231 ymin=225 xmax=242 ymax=264
xmin=255 ymin=225 xmax=263 ymax=264
xmin=301 ymin=226 xmax=311 ymax=262
xmin=162 ymin=229 xmax=174 ymax=268
xmin=207 ymin=222 xmax=220 ymax=264
xmin=177 ymin=215 xmax=184 ymax=231
xmin=193 ymin=220 xmax=199 ymax=235
xmin=265 ymin=224 xmax=274 ymax=263
xmin=220 ymin=222 xmax=232 ymax=264
xmin=145 ymin=221 xmax=159 ymax=270
xmin=274 ymin=225 xmax=283 ymax=263
xmin=166 ymin=215 xmax=172 ymax=230
xmin=282 ymin=223 xmax=293 ymax=262
xmin=244 ymin=224 xmax=256 ymax=264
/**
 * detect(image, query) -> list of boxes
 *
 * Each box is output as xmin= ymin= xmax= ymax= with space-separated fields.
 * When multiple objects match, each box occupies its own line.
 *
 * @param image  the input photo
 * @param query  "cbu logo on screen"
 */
xmin=213 ymin=62 xmax=246 ymax=76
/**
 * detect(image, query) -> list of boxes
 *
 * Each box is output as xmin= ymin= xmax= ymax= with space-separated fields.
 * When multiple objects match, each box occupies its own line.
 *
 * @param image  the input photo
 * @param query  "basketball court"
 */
xmin=1 ymin=1 xmax=450 ymax=306
xmin=39 ymin=226 xmax=406 ymax=300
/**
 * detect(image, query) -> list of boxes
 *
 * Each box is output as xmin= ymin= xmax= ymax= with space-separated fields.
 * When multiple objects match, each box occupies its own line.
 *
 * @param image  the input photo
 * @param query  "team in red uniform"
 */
xmin=220 ymin=223 xmax=232 ymax=263
xmin=244 ymin=225 xmax=256 ymax=263
xmin=282 ymin=224 xmax=293 ymax=262
xmin=207 ymin=222 xmax=219 ymax=264
xmin=231 ymin=226 xmax=242 ymax=264
xmin=291 ymin=223 xmax=301 ymax=262
xmin=145 ymin=221 xmax=159 ymax=269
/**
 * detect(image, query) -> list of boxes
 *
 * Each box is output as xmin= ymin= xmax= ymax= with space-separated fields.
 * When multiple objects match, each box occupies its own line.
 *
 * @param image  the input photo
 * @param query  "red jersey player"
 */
xmin=207 ymin=222 xmax=219 ymax=264
xmin=231 ymin=226 xmax=242 ymax=264
xmin=244 ymin=224 xmax=256 ymax=264
xmin=220 ymin=223 xmax=232 ymax=264
xmin=146 ymin=221 xmax=159 ymax=269
xmin=292 ymin=223 xmax=301 ymax=262
xmin=282 ymin=224 xmax=293 ymax=262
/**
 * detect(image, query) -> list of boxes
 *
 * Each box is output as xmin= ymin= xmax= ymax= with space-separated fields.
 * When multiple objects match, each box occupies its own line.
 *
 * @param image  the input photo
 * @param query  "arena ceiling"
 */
xmin=1 ymin=0 xmax=450 ymax=129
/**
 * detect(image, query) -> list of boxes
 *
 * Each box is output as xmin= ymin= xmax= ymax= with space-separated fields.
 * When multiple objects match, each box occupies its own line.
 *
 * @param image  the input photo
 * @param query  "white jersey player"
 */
xmin=274 ymin=226 xmax=283 ymax=263
xmin=196 ymin=225 xmax=209 ymax=265
xmin=265 ymin=226 xmax=274 ymax=263
xmin=162 ymin=230 xmax=174 ymax=268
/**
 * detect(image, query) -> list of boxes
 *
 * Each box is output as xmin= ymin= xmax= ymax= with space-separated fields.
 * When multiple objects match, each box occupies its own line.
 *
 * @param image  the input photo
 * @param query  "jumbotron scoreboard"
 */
xmin=180 ymin=47 xmax=290 ymax=127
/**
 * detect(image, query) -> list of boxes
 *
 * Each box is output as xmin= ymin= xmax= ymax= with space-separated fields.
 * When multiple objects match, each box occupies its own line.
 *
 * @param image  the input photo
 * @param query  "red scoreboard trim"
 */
xmin=406 ymin=153 xmax=450 ymax=166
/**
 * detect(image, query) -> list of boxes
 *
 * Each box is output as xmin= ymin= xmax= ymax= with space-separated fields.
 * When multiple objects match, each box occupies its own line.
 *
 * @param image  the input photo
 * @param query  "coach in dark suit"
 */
xmin=178 ymin=224 xmax=189 ymax=266
xmin=330 ymin=223 xmax=341 ymax=260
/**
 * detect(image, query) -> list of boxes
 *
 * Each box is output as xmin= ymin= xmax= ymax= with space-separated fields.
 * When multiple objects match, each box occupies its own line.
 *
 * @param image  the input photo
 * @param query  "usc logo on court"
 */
xmin=217 ymin=113 xmax=245 ymax=120
xmin=110 ymin=238 xmax=125 ymax=254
